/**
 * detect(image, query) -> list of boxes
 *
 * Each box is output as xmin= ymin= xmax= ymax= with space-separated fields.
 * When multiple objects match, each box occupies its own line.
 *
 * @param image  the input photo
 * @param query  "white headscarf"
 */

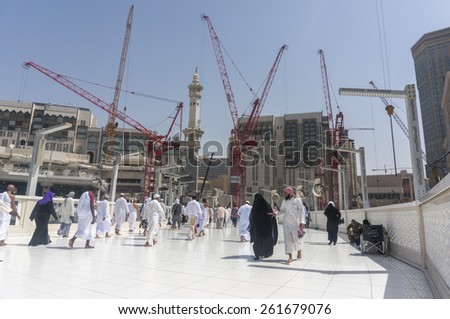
xmin=328 ymin=201 xmax=335 ymax=207
xmin=66 ymin=191 xmax=75 ymax=198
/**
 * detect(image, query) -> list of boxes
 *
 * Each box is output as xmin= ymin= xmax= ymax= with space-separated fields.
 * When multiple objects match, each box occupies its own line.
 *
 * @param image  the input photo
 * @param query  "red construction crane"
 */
xmin=202 ymin=14 xmax=287 ymax=206
xmin=23 ymin=61 xmax=182 ymax=198
xmin=106 ymin=5 xmax=134 ymax=148
xmin=319 ymin=49 xmax=345 ymax=208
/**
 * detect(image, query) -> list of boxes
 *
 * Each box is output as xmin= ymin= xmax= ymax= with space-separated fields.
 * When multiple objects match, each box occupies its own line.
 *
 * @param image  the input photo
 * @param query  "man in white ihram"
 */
xmin=142 ymin=193 xmax=165 ymax=247
xmin=185 ymin=195 xmax=202 ymax=240
xmin=0 ymin=184 xmax=19 ymax=246
xmin=238 ymin=200 xmax=252 ymax=242
xmin=114 ymin=193 xmax=129 ymax=235
xmin=277 ymin=186 xmax=306 ymax=264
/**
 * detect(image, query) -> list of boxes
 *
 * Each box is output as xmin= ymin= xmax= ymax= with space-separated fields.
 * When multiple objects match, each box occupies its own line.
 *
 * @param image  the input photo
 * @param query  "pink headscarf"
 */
xmin=284 ymin=187 xmax=295 ymax=197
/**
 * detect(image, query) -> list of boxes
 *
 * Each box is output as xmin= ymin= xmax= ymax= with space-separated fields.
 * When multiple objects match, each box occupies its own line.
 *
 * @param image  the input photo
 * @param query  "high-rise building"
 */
xmin=411 ymin=26 xmax=450 ymax=186
xmin=236 ymin=111 xmax=357 ymax=211
xmin=442 ymin=72 xmax=450 ymax=174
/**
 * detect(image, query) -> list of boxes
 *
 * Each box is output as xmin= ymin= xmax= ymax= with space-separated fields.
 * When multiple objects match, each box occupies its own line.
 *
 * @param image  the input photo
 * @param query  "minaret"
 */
xmin=182 ymin=68 xmax=204 ymax=195
xmin=183 ymin=67 xmax=204 ymax=146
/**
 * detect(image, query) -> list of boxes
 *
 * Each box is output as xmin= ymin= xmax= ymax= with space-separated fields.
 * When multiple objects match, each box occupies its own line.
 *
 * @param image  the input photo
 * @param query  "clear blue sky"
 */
xmin=1 ymin=0 xmax=449 ymax=176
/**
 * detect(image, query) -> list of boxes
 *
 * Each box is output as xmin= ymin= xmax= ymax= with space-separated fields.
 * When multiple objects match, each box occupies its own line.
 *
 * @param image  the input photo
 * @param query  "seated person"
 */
xmin=347 ymin=219 xmax=363 ymax=245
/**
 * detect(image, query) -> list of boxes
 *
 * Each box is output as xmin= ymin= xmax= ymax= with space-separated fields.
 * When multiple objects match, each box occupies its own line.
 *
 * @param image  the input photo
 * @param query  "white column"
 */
xmin=404 ymin=84 xmax=427 ymax=200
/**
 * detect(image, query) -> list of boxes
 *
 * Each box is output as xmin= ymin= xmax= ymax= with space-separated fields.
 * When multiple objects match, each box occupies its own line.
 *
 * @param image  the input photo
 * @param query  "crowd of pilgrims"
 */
xmin=2 ymin=184 xmax=337 ymax=265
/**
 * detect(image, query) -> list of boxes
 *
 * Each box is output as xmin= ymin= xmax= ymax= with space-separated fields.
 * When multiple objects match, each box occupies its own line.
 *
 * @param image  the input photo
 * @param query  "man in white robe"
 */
xmin=277 ymin=186 xmax=306 ymax=264
xmin=0 ymin=184 xmax=19 ymax=246
xmin=185 ymin=195 xmax=202 ymax=240
xmin=198 ymin=198 xmax=209 ymax=236
xmin=238 ymin=200 xmax=252 ymax=242
xmin=57 ymin=191 xmax=75 ymax=237
xmin=127 ymin=199 xmax=138 ymax=233
xmin=69 ymin=185 xmax=97 ymax=248
xmin=96 ymin=195 xmax=111 ymax=238
xmin=142 ymin=193 xmax=165 ymax=247
xmin=114 ymin=193 xmax=129 ymax=235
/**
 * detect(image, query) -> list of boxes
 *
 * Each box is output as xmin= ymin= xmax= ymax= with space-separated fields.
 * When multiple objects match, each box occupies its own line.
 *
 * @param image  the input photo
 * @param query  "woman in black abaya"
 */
xmin=29 ymin=192 xmax=58 ymax=246
xmin=324 ymin=201 xmax=341 ymax=245
xmin=248 ymin=194 xmax=278 ymax=260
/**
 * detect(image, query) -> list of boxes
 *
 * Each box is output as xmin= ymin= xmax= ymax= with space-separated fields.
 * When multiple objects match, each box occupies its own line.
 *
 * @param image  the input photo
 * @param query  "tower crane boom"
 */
xmin=319 ymin=49 xmax=335 ymax=132
xmin=23 ymin=61 xmax=162 ymax=143
xmin=369 ymin=81 xmax=427 ymax=162
xmin=202 ymin=14 xmax=286 ymax=205
xmin=369 ymin=81 xmax=409 ymax=136
xmin=107 ymin=5 xmax=134 ymax=143
xmin=241 ymin=44 xmax=287 ymax=142
xmin=23 ymin=61 xmax=183 ymax=198
xmin=201 ymin=14 xmax=239 ymax=140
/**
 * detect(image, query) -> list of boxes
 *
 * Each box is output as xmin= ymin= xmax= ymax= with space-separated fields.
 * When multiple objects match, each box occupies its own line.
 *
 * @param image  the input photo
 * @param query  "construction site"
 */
xmin=0 ymin=5 xmax=426 ymax=209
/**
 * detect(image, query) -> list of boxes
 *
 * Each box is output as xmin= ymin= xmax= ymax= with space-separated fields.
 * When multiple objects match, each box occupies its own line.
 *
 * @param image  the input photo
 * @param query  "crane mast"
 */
xmin=106 ymin=5 xmax=134 ymax=147
xmin=202 ymin=14 xmax=286 ymax=205
xmin=319 ymin=49 xmax=335 ymax=132
xmin=319 ymin=49 xmax=344 ymax=208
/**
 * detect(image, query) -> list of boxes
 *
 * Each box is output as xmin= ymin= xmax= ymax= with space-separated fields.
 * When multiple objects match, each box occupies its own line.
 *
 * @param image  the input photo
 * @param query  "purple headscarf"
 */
xmin=38 ymin=192 xmax=55 ymax=205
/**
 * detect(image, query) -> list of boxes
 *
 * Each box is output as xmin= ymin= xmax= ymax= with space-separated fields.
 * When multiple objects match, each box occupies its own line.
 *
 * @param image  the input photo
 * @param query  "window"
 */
xmin=87 ymin=135 xmax=98 ymax=150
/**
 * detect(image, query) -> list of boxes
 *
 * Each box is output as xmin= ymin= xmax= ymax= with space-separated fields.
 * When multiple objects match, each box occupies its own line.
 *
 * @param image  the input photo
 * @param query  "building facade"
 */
xmin=236 ymin=111 xmax=357 ymax=211
xmin=411 ymin=27 xmax=450 ymax=186
xmin=0 ymin=69 xmax=201 ymax=201
xmin=0 ymin=100 xmax=169 ymax=198
xmin=361 ymin=170 xmax=414 ymax=207
xmin=442 ymin=72 xmax=450 ymax=177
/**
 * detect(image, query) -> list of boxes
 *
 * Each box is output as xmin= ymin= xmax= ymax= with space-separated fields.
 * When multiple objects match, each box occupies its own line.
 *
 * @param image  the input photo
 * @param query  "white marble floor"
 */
xmin=0 ymin=223 xmax=435 ymax=299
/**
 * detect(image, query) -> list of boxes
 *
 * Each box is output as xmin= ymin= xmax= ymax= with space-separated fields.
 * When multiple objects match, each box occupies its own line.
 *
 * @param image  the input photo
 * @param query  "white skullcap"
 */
xmin=119 ymin=193 xmax=125 ymax=196
xmin=153 ymin=193 xmax=160 ymax=199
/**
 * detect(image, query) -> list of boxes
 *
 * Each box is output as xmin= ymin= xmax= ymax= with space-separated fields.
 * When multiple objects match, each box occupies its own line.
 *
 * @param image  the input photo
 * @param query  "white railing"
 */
xmin=308 ymin=173 xmax=450 ymax=299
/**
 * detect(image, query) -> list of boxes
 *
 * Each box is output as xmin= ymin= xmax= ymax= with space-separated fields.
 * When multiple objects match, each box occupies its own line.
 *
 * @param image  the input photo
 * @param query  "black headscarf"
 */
xmin=324 ymin=201 xmax=340 ymax=222
xmin=249 ymin=194 xmax=278 ymax=245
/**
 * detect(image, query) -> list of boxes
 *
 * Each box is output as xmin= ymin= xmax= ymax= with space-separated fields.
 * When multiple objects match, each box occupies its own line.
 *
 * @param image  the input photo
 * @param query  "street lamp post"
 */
xmin=297 ymin=178 xmax=317 ymax=212
xmin=326 ymin=146 xmax=369 ymax=208
xmin=26 ymin=123 xmax=72 ymax=196
xmin=339 ymin=85 xmax=426 ymax=200
xmin=163 ymin=173 xmax=189 ymax=204
xmin=109 ymin=151 xmax=141 ymax=202
xmin=321 ymin=166 xmax=348 ymax=210
xmin=261 ymin=188 xmax=278 ymax=208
